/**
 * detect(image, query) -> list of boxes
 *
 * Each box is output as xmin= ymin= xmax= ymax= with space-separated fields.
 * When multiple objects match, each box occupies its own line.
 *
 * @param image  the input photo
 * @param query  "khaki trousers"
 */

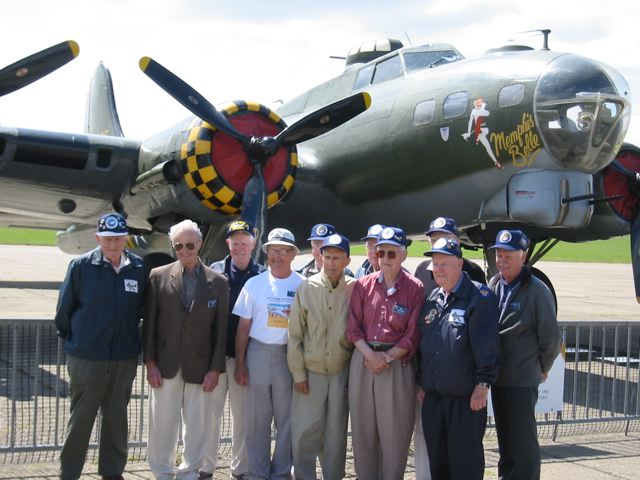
xmin=291 ymin=368 xmax=349 ymax=480
xmin=147 ymin=369 xmax=214 ymax=480
xmin=202 ymin=357 xmax=248 ymax=476
xmin=348 ymin=349 xmax=416 ymax=480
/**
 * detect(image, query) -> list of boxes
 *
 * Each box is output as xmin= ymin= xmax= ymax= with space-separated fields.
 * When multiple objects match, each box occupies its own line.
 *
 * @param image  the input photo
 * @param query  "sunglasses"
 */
xmin=173 ymin=242 xmax=196 ymax=252
xmin=376 ymin=250 xmax=397 ymax=259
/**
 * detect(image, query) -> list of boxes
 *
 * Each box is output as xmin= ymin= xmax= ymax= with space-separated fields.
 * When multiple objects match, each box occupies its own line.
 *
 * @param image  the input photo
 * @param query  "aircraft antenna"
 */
xmin=329 ymin=55 xmax=346 ymax=60
xmin=519 ymin=29 xmax=552 ymax=50
xmin=404 ymin=32 xmax=413 ymax=45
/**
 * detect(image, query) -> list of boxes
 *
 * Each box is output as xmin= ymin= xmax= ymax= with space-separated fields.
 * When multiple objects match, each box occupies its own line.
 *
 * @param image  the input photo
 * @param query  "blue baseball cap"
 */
xmin=308 ymin=223 xmax=336 ymax=241
xmin=226 ymin=219 xmax=254 ymax=238
xmin=96 ymin=213 xmax=128 ymax=237
xmin=489 ymin=230 xmax=529 ymax=251
xmin=376 ymin=227 xmax=408 ymax=247
xmin=424 ymin=237 xmax=462 ymax=258
xmin=361 ymin=223 xmax=385 ymax=241
xmin=426 ymin=217 xmax=460 ymax=237
xmin=320 ymin=233 xmax=350 ymax=256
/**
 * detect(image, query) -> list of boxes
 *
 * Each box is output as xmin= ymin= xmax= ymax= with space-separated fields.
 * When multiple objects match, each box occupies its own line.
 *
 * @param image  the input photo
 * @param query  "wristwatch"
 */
xmin=476 ymin=382 xmax=490 ymax=389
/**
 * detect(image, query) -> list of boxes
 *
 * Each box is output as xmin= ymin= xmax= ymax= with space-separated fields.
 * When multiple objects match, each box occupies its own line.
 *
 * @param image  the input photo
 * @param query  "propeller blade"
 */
xmin=240 ymin=165 xmax=268 ymax=263
xmin=611 ymin=159 xmax=640 ymax=183
xmin=631 ymin=214 xmax=640 ymax=303
xmin=139 ymin=57 xmax=250 ymax=146
xmin=0 ymin=40 xmax=79 ymax=97
xmin=276 ymin=91 xmax=371 ymax=145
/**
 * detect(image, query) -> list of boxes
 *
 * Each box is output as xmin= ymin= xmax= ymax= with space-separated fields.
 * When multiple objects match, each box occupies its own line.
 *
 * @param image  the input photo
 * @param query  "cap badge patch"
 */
xmin=370 ymin=224 xmax=383 ymax=235
xmin=316 ymin=224 xmax=328 ymax=236
xmin=499 ymin=231 xmax=512 ymax=243
xmin=105 ymin=216 xmax=119 ymax=229
xmin=328 ymin=234 xmax=342 ymax=245
xmin=433 ymin=237 xmax=448 ymax=249
xmin=433 ymin=217 xmax=447 ymax=228
xmin=381 ymin=227 xmax=395 ymax=240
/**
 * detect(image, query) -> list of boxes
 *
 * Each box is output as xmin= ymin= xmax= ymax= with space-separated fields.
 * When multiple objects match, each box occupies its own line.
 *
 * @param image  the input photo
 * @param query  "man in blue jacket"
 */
xmin=418 ymin=238 xmax=500 ymax=480
xmin=55 ymin=213 xmax=147 ymax=480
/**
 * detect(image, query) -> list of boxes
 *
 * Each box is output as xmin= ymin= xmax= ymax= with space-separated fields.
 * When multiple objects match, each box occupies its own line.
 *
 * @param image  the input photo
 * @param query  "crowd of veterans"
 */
xmin=54 ymin=212 xmax=562 ymax=480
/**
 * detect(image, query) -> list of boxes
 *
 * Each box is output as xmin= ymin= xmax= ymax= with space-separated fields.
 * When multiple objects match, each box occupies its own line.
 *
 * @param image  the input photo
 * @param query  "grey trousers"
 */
xmin=59 ymin=355 xmax=137 ymax=480
xmin=291 ymin=368 xmax=349 ymax=480
xmin=245 ymin=339 xmax=292 ymax=480
xmin=348 ymin=349 xmax=416 ymax=480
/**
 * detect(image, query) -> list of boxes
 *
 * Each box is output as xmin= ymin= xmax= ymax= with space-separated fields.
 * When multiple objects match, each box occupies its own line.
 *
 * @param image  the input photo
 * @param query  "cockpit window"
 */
xmin=403 ymin=50 xmax=463 ymax=71
xmin=371 ymin=55 xmax=403 ymax=84
xmin=498 ymin=84 xmax=525 ymax=107
xmin=354 ymin=65 xmax=374 ymax=90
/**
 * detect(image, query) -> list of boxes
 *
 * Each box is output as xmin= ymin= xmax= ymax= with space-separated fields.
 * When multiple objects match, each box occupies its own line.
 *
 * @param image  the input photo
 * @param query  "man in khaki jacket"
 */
xmin=143 ymin=220 xmax=229 ymax=480
xmin=287 ymin=233 xmax=355 ymax=480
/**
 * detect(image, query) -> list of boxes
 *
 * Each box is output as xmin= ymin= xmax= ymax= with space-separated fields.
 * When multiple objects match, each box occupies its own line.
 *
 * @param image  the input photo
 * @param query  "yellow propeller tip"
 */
xmin=67 ymin=40 xmax=80 ymax=58
xmin=139 ymin=57 xmax=151 ymax=71
xmin=362 ymin=91 xmax=372 ymax=109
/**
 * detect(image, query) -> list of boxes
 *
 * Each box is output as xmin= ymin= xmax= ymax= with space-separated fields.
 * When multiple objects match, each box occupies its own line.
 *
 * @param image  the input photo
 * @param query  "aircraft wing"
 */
xmin=0 ymin=126 xmax=141 ymax=229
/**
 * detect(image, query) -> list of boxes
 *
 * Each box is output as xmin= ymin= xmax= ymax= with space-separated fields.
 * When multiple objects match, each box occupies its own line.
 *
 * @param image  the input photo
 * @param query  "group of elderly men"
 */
xmin=55 ymin=211 xmax=561 ymax=480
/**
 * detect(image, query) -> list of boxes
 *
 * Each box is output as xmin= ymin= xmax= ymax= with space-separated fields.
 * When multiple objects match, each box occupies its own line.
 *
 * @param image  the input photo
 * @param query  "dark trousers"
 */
xmin=421 ymin=392 xmax=487 ymax=480
xmin=492 ymin=385 xmax=540 ymax=480
xmin=59 ymin=355 xmax=137 ymax=480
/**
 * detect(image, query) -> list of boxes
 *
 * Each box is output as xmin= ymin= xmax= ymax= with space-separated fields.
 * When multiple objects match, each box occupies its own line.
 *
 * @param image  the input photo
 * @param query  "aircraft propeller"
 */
xmin=609 ymin=158 xmax=640 ymax=301
xmin=139 ymin=56 xmax=371 ymax=258
xmin=0 ymin=40 xmax=79 ymax=97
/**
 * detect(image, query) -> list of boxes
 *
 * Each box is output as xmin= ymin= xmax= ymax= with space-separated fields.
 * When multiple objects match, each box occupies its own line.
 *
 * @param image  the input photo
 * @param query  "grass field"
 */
xmin=0 ymin=227 xmax=58 ymax=246
xmin=352 ymin=235 xmax=632 ymax=263
xmin=0 ymin=227 xmax=632 ymax=263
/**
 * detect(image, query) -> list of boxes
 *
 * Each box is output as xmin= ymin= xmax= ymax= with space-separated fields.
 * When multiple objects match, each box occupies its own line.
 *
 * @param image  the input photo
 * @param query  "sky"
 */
xmin=1 ymin=0 xmax=639 ymax=146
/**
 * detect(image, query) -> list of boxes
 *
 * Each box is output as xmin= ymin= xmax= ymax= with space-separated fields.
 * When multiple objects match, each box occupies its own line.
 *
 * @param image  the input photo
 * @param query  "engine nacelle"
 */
xmin=124 ymin=101 xmax=297 ymax=229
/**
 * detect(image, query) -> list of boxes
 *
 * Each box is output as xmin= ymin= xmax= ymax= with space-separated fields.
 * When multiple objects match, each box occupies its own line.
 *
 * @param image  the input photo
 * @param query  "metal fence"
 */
xmin=1 ymin=319 xmax=639 ymax=465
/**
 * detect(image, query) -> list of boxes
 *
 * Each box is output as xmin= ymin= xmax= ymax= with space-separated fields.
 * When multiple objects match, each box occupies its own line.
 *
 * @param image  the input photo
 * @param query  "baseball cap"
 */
xmin=320 ymin=233 xmax=350 ymax=256
xmin=96 ymin=213 xmax=128 ymax=237
xmin=489 ymin=230 xmax=529 ymax=251
xmin=426 ymin=217 xmax=460 ymax=237
xmin=361 ymin=223 xmax=385 ymax=241
xmin=424 ymin=237 xmax=463 ymax=258
xmin=226 ymin=219 xmax=254 ymax=238
xmin=307 ymin=223 xmax=336 ymax=241
xmin=262 ymin=228 xmax=299 ymax=254
xmin=376 ymin=227 xmax=408 ymax=247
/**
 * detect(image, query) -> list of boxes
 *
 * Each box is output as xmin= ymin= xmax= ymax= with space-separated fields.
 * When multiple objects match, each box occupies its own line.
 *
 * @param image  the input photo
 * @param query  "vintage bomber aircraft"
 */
xmin=1 ymin=36 xmax=640 ymax=302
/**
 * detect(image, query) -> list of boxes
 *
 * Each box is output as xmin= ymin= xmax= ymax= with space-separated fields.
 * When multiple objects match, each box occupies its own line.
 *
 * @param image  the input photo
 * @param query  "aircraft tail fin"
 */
xmin=84 ymin=62 xmax=124 ymax=137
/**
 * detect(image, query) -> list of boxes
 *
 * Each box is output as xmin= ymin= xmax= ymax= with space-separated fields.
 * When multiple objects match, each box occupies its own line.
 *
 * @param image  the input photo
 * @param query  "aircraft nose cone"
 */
xmin=534 ymin=54 xmax=631 ymax=173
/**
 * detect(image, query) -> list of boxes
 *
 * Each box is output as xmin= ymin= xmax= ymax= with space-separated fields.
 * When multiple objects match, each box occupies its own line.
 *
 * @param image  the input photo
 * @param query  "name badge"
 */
xmin=448 ymin=309 xmax=466 ymax=325
xmin=208 ymin=299 xmax=217 ymax=309
xmin=124 ymin=279 xmax=138 ymax=293
xmin=510 ymin=302 xmax=521 ymax=311
xmin=393 ymin=303 xmax=408 ymax=314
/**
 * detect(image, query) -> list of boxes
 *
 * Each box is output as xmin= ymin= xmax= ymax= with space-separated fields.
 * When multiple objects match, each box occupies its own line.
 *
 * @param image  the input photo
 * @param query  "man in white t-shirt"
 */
xmin=234 ymin=228 xmax=304 ymax=480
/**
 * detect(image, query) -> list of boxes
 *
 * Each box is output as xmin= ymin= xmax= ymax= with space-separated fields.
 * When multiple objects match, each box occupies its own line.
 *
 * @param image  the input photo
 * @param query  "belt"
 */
xmin=367 ymin=342 xmax=394 ymax=352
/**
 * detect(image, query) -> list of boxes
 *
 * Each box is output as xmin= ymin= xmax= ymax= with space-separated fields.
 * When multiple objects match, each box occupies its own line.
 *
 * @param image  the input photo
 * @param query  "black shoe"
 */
xmin=101 ymin=476 xmax=125 ymax=480
xmin=198 ymin=472 xmax=213 ymax=480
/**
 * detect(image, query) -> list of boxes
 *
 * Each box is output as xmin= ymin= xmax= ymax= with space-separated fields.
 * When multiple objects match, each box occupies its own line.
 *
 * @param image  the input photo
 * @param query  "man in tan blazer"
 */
xmin=143 ymin=219 xmax=229 ymax=480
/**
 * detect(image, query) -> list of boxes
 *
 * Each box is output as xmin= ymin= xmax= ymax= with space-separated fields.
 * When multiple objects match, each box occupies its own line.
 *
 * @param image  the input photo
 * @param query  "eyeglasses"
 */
xmin=376 ymin=250 xmax=397 ymax=259
xmin=173 ymin=242 xmax=196 ymax=252
xmin=267 ymin=248 xmax=293 ymax=256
